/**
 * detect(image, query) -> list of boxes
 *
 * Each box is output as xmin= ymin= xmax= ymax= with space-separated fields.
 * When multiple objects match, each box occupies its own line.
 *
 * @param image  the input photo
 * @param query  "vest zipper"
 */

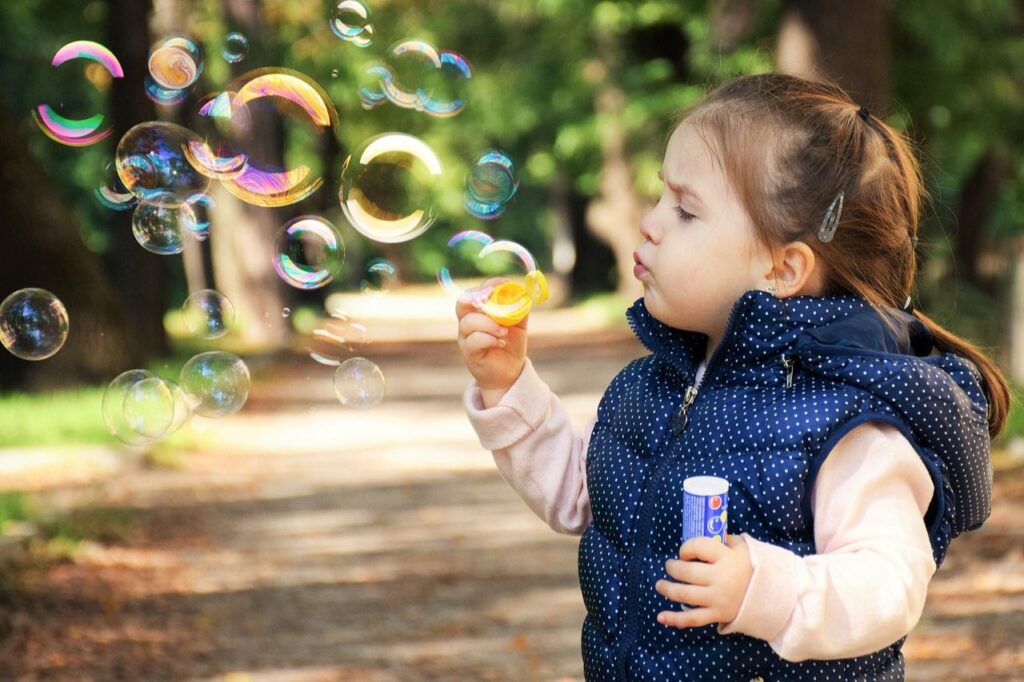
xmin=781 ymin=353 xmax=797 ymax=388
xmin=614 ymin=304 xmax=744 ymax=677
xmin=670 ymin=385 xmax=699 ymax=434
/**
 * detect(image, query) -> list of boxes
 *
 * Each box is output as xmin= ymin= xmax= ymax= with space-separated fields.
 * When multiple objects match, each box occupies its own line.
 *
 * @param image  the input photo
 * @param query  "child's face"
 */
xmin=634 ymin=121 xmax=770 ymax=338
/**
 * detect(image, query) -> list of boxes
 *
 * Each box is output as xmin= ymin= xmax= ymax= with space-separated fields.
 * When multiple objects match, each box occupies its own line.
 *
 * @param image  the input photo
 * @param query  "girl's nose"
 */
xmin=639 ymin=209 xmax=659 ymax=243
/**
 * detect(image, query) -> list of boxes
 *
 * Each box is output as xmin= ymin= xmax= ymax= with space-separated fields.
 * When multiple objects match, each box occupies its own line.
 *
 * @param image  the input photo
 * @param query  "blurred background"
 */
xmin=0 ymin=0 xmax=1022 ymax=680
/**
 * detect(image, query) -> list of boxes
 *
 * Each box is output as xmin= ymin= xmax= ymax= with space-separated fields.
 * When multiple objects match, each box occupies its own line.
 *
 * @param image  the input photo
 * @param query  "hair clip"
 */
xmin=817 ymin=191 xmax=844 ymax=243
xmin=858 ymin=105 xmax=870 ymax=121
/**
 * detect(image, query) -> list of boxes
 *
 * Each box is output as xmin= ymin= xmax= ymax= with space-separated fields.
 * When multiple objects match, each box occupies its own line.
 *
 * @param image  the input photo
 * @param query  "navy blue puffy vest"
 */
xmin=579 ymin=290 xmax=991 ymax=681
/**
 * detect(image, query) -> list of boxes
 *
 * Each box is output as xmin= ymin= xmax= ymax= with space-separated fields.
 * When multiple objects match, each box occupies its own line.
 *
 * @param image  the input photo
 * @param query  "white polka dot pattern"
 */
xmin=578 ymin=289 xmax=992 ymax=680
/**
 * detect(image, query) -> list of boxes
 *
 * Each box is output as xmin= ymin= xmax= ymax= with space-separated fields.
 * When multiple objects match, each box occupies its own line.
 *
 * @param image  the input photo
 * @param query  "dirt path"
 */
xmin=1 ymin=334 xmax=1022 ymax=681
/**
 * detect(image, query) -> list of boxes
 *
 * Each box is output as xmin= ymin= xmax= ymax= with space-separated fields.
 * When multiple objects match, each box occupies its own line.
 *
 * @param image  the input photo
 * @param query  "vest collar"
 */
xmin=625 ymin=289 xmax=934 ymax=385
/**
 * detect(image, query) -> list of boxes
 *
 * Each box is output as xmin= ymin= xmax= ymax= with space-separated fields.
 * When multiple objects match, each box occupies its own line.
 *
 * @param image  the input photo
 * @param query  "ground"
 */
xmin=0 ymin=329 xmax=1022 ymax=681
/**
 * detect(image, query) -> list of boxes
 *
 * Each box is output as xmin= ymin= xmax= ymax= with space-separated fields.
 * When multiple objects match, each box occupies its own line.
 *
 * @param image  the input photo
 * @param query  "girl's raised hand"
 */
xmin=455 ymin=278 xmax=529 ymax=393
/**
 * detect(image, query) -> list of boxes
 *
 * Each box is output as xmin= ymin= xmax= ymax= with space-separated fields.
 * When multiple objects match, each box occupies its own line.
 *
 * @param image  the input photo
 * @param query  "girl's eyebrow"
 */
xmin=657 ymin=169 xmax=706 ymax=209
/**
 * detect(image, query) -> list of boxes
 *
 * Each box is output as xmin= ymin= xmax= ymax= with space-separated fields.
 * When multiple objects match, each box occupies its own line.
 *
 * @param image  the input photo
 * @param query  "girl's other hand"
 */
xmin=456 ymin=278 xmax=529 ymax=395
xmin=654 ymin=534 xmax=753 ymax=628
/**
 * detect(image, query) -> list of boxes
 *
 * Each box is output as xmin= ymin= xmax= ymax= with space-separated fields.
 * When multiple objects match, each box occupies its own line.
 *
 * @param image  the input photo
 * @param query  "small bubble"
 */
xmin=222 ymin=32 xmax=249 ymax=64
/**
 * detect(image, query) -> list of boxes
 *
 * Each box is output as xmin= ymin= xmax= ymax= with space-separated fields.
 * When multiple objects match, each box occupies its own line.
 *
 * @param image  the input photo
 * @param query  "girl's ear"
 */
xmin=765 ymin=241 xmax=822 ymax=297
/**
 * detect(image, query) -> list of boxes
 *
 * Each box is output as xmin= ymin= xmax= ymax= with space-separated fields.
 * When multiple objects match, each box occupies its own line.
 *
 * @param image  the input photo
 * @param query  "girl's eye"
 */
xmin=674 ymin=206 xmax=695 ymax=222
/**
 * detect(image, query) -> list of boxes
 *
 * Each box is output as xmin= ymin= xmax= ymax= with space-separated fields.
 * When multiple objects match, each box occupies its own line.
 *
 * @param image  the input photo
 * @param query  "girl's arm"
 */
xmin=464 ymin=357 xmax=593 ymax=536
xmin=717 ymin=421 xmax=937 ymax=661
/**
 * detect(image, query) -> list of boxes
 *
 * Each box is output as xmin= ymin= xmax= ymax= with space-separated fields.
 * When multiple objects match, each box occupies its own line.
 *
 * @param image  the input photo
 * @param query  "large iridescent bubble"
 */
xmin=339 ymin=133 xmax=442 ymax=243
xmin=0 ymin=288 xmax=69 ymax=361
xmin=32 ymin=41 xmax=123 ymax=147
xmin=115 ymin=121 xmax=212 ymax=207
xmin=195 ymin=68 xmax=339 ymax=208
xmin=361 ymin=40 xmax=472 ymax=117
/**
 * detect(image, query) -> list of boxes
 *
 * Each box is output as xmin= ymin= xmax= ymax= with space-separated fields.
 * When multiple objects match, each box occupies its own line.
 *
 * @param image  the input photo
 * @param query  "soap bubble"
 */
xmin=121 ymin=376 xmax=175 ymax=440
xmin=116 ymin=121 xmax=212 ymax=207
xmin=330 ymin=1 xmax=374 ymax=47
xmin=0 ymin=288 xmax=69 ymax=361
xmin=148 ymin=35 xmax=202 ymax=90
xmin=437 ymin=231 xmax=538 ymax=322
xmin=181 ymin=289 xmax=235 ymax=339
xmin=282 ymin=307 xmax=291 ymax=318
xmin=360 ymin=258 xmax=398 ymax=295
xmin=33 ymin=41 xmax=123 ymax=147
xmin=333 ymin=357 xmax=385 ymax=408
xmin=161 ymin=379 xmax=194 ymax=437
xmin=465 ymin=150 xmax=518 ymax=219
xmin=272 ymin=216 xmax=345 ymax=290
xmin=131 ymin=201 xmax=196 ymax=255
xmin=144 ymin=75 xmax=188 ymax=107
xmin=95 ymin=161 xmax=137 ymax=211
xmin=103 ymin=370 xmax=157 ymax=445
xmin=185 ymin=193 xmax=214 ymax=240
xmin=222 ymin=32 xmax=249 ymax=63
xmin=183 ymin=96 xmax=250 ymax=181
xmin=419 ymin=49 xmax=473 ymax=118
xmin=339 ymin=133 xmax=442 ymax=243
xmin=307 ymin=311 xmax=370 ymax=366
xmin=215 ymin=68 xmax=338 ymax=207
xmin=179 ymin=351 xmax=251 ymax=418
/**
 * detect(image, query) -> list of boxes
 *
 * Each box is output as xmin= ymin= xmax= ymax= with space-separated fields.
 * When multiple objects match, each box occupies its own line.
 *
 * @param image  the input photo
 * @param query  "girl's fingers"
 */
xmin=657 ymin=606 xmax=716 ymax=629
xmin=655 ymin=579 xmax=708 ymax=608
xmin=459 ymin=312 xmax=508 ymax=340
xmin=462 ymin=330 xmax=506 ymax=354
xmin=664 ymin=558 xmax=714 ymax=586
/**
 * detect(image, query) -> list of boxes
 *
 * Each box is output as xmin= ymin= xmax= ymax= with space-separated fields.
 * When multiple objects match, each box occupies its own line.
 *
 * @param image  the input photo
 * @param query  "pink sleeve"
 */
xmin=463 ymin=357 xmax=593 ymax=535
xmin=717 ymin=421 xmax=937 ymax=661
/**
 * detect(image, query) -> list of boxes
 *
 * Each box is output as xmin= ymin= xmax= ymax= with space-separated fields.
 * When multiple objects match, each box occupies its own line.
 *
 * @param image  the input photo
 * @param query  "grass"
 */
xmin=0 ymin=386 xmax=110 ymax=448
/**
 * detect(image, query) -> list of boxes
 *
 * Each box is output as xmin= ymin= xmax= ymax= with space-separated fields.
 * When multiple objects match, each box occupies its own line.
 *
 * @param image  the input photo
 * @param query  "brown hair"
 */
xmin=677 ymin=72 xmax=1011 ymax=439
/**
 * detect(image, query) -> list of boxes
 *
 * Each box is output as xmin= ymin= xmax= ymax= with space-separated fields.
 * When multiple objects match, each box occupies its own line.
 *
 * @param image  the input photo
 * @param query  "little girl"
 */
xmin=456 ymin=72 xmax=1009 ymax=681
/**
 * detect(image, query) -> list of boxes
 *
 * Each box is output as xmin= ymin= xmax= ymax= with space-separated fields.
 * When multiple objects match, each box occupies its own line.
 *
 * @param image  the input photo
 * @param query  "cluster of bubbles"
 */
xmin=360 ymin=39 xmax=473 ymax=117
xmin=102 ymin=350 xmax=250 ymax=445
xmin=0 ymin=288 xmax=69 ymax=361
xmin=305 ymin=309 xmax=385 ymax=408
xmin=103 ymin=286 xmax=247 ymax=444
xmin=27 ymin=13 xmax=539 ymax=432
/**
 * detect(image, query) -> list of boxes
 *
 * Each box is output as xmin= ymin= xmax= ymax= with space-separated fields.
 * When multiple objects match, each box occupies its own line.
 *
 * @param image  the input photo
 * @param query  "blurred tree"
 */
xmin=107 ymin=0 xmax=170 ymax=360
xmin=0 ymin=104 xmax=134 ymax=390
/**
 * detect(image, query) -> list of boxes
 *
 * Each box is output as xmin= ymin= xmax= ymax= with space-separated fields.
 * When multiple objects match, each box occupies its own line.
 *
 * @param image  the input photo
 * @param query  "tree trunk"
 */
xmin=586 ymin=86 xmax=645 ymax=302
xmin=212 ymin=0 xmax=290 ymax=349
xmin=776 ymin=0 xmax=891 ymax=113
xmin=0 ymin=105 xmax=134 ymax=390
xmin=106 ymin=0 xmax=170 ymax=360
xmin=953 ymin=148 xmax=1011 ymax=290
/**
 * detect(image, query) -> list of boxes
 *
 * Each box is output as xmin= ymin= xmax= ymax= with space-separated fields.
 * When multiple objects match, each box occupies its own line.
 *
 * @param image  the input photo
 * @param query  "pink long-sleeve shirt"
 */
xmin=464 ymin=357 xmax=937 ymax=663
